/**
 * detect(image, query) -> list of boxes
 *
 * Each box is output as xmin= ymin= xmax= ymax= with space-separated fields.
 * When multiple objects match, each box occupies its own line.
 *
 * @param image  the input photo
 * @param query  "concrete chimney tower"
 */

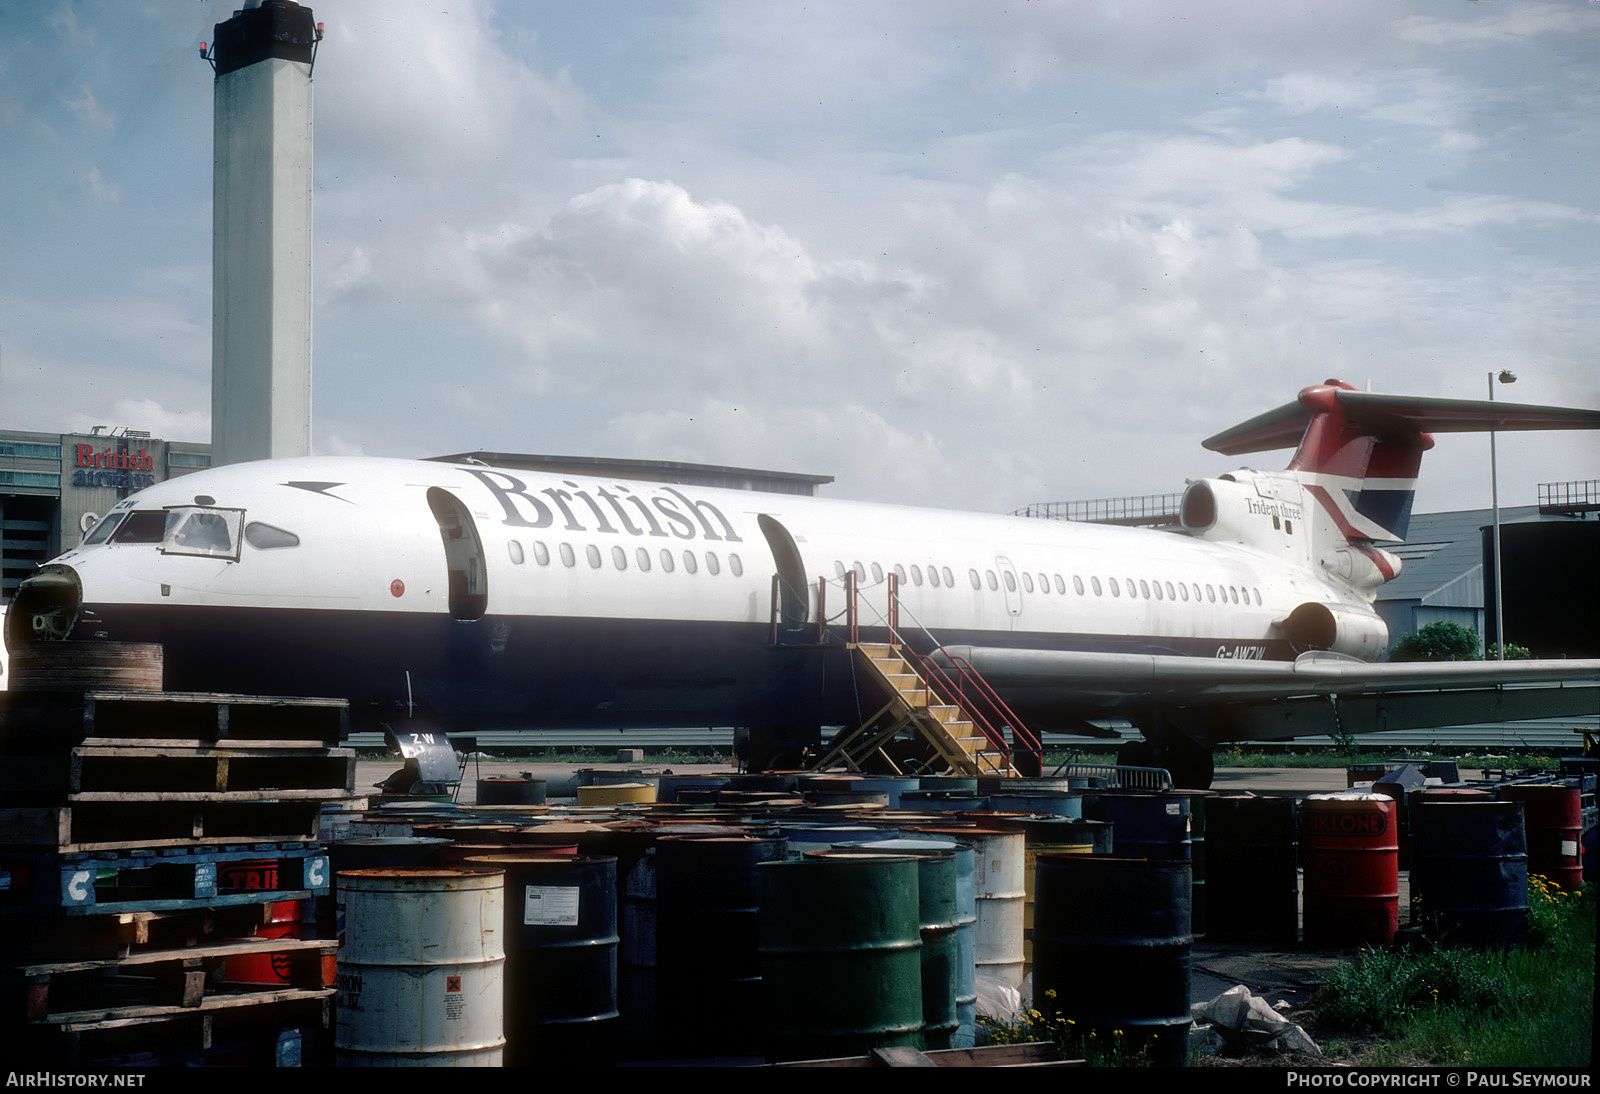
xmin=209 ymin=0 xmax=320 ymax=466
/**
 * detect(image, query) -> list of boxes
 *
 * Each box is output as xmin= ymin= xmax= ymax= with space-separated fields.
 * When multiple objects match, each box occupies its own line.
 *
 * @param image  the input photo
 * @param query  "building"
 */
xmin=1375 ymin=486 xmax=1598 ymax=658
xmin=0 ymin=428 xmax=212 ymax=601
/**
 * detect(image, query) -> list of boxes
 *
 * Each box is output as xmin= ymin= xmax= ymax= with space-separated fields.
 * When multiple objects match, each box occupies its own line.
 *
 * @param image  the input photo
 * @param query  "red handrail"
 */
xmin=836 ymin=572 xmax=1040 ymax=770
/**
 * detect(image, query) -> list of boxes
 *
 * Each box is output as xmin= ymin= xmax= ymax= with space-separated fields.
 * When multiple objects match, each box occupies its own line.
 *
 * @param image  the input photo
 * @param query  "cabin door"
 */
xmin=427 ymin=488 xmax=488 ymax=621
xmin=757 ymin=514 xmax=810 ymax=637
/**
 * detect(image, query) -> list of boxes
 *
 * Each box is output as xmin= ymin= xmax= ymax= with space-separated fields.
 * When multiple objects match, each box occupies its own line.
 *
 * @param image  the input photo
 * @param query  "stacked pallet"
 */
xmin=0 ymin=688 xmax=356 ymax=1066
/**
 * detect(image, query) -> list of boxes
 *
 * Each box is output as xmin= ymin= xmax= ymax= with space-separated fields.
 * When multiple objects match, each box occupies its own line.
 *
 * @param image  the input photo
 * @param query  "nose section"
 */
xmin=5 ymin=564 xmax=82 ymax=647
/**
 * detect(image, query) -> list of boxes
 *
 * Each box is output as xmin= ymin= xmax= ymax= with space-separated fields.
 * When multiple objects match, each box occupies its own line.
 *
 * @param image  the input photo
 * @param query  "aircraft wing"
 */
xmin=938 ymin=646 xmax=1600 ymax=744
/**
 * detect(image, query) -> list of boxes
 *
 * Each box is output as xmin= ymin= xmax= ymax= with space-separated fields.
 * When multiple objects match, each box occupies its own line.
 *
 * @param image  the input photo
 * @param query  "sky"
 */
xmin=1 ymin=0 xmax=1596 ymax=519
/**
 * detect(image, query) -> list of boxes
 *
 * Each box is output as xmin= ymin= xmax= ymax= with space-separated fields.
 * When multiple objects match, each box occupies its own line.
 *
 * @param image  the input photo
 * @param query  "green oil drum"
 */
xmin=758 ymin=856 xmax=923 ymax=1062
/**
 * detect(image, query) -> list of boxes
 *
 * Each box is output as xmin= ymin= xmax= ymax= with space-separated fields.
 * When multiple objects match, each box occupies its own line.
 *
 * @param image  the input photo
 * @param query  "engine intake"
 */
xmin=1283 ymin=601 xmax=1388 ymax=661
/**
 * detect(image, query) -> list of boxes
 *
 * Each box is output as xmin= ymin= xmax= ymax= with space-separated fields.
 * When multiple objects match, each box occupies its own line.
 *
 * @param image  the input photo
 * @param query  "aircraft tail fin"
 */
xmin=1203 ymin=379 xmax=1600 ymax=544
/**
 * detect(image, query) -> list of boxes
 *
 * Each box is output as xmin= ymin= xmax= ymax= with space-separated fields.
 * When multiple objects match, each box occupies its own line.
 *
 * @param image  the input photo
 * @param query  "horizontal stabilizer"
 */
xmin=1205 ymin=387 xmax=1600 ymax=456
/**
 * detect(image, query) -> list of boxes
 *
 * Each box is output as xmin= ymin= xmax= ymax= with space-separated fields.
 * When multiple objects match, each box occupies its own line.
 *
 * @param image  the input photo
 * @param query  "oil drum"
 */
xmin=463 ymin=854 xmax=619 ymax=1066
xmin=1495 ymin=784 xmax=1583 ymax=890
xmin=336 ymin=867 xmax=506 ymax=1066
xmin=758 ymin=855 xmax=923 ymax=1062
xmin=1032 ymin=855 xmax=1192 ymax=1067
xmin=1409 ymin=799 xmax=1527 ymax=947
xmin=1300 ymin=794 xmax=1398 ymax=946
xmin=655 ymin=835 xmax=787 ymax=1056
xmin=1206 ymin=795 xmax=1297 ymax=944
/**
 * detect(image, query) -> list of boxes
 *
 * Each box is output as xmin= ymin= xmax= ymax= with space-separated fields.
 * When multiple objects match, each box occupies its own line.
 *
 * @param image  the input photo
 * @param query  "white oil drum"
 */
xmin=337 ymin=868 xmax=507 ymax=1066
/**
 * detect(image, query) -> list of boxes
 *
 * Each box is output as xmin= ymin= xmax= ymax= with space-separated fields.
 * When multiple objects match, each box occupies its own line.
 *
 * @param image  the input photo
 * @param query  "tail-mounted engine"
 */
xmin=1179 ymin=473 xmax=1305 ymax=552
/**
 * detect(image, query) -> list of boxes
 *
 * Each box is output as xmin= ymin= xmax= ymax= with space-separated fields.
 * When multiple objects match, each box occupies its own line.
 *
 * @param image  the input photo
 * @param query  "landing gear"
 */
xmin=1120 ymin=735 xmax=1214 ymax=790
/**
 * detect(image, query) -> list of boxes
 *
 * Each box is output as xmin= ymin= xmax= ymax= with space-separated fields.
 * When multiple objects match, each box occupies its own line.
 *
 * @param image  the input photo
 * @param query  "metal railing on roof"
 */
xmin=1538 ymin=480 xmax=1600 ymax=516
xmin=1012 ymin=493 xmax=1185 ymax=526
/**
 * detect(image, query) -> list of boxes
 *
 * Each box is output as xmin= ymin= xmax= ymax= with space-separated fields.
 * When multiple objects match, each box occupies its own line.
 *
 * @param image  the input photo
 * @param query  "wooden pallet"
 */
xmin=0 ymin=842 xmax=331 ymax=914
xmin=0 ymin=690 xmax=349 ymax=750
xmin=0 ymin=898 xmax=328 ymax=967
xmin=0 ymin=742 xmax=356 ymax=804
xmin=13 ymin=937 xmax=337 ymax=1023
xmin=0 ymin=799 xmax=330 ymax=852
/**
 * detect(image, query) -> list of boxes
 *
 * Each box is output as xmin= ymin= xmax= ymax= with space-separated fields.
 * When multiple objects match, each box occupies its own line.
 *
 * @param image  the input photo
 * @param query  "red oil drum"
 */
xmin=1495 ymin=784 xmax=1583 ymax=890
xmin=220 ymin=859 xmax=301 ymax=984
xmin=1300 ymin=794 xmax=1398 ymax=947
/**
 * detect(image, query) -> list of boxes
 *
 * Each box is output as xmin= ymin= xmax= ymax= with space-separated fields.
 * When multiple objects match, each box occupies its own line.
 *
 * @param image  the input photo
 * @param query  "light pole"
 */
xmin=1488 ymin=369 xmax=1517 ymax=660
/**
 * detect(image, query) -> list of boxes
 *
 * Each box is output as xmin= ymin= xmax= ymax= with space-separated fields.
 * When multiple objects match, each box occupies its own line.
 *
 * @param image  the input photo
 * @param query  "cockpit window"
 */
xmin=82 ymin=512 xmax=126 ymax=546
xmin=244 ymin=522 xmax=301 ymax=550
xmin=160 ymin=507 xmax=244 ymax=561
xmin=110 ymin=510 xmax=173 ymax=544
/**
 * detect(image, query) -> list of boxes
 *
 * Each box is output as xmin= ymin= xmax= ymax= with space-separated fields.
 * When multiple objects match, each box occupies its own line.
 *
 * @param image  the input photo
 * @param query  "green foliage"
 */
xmin=1485 ymin=641 xmax=1533 ymax=660
xmin=1389 ymin=621 xmax=1484 ymax=662
xmin=1312 ymin=879 xmax=1594 ymax=1066
xmin=979 ymin=991 xmax=1158 ymax=1066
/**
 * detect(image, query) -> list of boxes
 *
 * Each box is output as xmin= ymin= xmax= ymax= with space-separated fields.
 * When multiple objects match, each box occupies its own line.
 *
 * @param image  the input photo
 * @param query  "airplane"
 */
xmin=4 ymin=379 xmax=1598 ymax=788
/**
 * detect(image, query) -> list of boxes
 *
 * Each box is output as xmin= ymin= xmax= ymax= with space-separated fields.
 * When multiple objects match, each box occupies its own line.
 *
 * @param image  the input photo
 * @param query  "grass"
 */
xmin=1046 ymin=747 xmax=1574 ymax=772
xmin=1309 ymin=876 xmax=1594 ymax=1067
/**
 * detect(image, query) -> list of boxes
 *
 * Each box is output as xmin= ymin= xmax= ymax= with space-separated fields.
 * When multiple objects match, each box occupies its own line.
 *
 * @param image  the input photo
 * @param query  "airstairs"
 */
xmin=795 ymin=572 xmax=1041 ymax=778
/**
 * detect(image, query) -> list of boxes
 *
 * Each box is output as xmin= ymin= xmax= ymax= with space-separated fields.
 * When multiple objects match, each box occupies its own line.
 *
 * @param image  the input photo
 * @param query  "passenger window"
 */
xmin=927 ymin=566 xmax=939 ymax=588
xmin=1253 ymin=588 xmax=1262 ymax=606
xmin=636 ymin=547 xmax=651 ymax=572
xmin=660 ymin=549 xmax=675 ymax=573
xmin=244 ymin=522 xmax=300 ymax=550
xmin=853 ymin=561 xmax=867 ymax=582
xmin=1091 ymin=576 xmax=1103 ymax=596
xmin=870 ymin=562 xmax=883 ymax=583
xmin=1073 ymin=575 xmax=1084 ymax=595
xmin=1230 ymin=587 xmax=1240 ymax=604
xmin=1178 ymin=582 xmax=1188 ymax=601
xmin=910 ymin=565 xmax=924 ymax=587
xmin=1109 ymin=577 xmax=1120 ymax=597
xmin=1004 ymin=571 xmax=1017 ymax=593
xmin=1126 ymin=578 xmax=1138 ymax=599
xmin=969 ymin=569 xmax=981 ymax=590
xmin=1153 ymin=581 xmax=1164 ymax=600
xmin=894 ymin=564 xmax=906 ymax=585
xmin=1206 ymin=585 xmax=1215 ymax=603
xmin=683 ymin=550 xmax=699 ymax=574
xmin=612 ymin=546 xmax=628 ymax=570
xmin=560 ymin=543 xmax=576 ymax=567
xmin=508 ymin=540 xmax=525 ymax=565
xmin=942 ymin=567 xmax=954 ymax=587
xmin=534 ymin=541 xmax=550 ymax=566
xmin=1165 ymin=581 xmax=1176 ymax=600
xmin=729 ymin=553 xmax=743 ymax=577
xmin=586 ymin=544 xmax=602 ymax=568
xmin=706 ymin=552 xmax=721 ymax=575
xmin=1192 ymin=583 xmax=1201 ymax=602
xmin=1022 ymin=572 xmax=1034 ymax=593
xmin=834 ymin=560 xmax=847 ymax=579
xmin=986 ymin=571 xmax=999 ymax=591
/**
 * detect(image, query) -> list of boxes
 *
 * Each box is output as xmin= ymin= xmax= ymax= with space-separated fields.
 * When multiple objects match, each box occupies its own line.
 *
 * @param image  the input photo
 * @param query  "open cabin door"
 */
xmin=758 ymin=514 xmax=810 ymax=638
xmin=427 ymin=488 xmax=487 ymax=620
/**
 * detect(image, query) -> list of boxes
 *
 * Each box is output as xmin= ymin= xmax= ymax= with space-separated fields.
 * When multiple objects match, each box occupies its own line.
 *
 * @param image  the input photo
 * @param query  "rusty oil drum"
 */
xmin=1300 ymin=794 xmax=1398 ymax=946
xmin=1495 ymin=783 xmax=1584 ymax=890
